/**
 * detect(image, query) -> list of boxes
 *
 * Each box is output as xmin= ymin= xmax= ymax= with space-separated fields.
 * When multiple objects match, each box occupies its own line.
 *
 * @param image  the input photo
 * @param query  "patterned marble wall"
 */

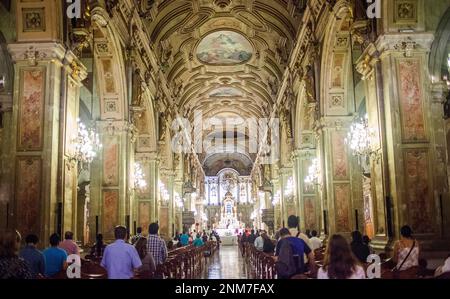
xmin=334 ymin=183 xmax=351 ymax=232
xmin=139 ymin=201 xmax=150 ymax=234
xmin=397 ymin=59 xmax=426 ymax=142
xmin=304 ymin=196 xmax=316 ymax=231
xmin=17 ymin=68 xmax=45 ymax=151
xmin=103 ymin=136 xmax=119 ymax=186
xmin=102 ymin=190 xmax=119 ymax=237
xmin=15 ymin=157 xmax=41 ymax=236
xmin=331 ymin=131 xmax=349 ymax=180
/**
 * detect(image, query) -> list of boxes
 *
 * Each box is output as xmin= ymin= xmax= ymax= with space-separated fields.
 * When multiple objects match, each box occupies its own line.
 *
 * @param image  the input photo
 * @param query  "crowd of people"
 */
xmin=1 ymin=216 xmax=449 ymax=279
xmin=239 ymin=215 xmax=449 ymax=279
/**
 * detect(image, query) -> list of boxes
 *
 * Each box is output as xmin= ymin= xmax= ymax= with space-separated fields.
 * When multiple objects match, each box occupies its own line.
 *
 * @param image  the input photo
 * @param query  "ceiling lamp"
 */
xmin=271 ymin=191 xmax=280 ymax=206
xmin=134 ymin=163 xmax=147 ymax=190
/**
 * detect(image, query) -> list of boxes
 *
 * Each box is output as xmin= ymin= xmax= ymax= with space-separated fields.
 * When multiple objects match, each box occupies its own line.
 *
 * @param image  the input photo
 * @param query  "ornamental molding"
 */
xmin=375 ymin=33 xmax=434 ymax=56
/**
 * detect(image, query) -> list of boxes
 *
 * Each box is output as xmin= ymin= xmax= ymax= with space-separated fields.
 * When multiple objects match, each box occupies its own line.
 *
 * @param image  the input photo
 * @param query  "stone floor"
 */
xmin=202 ymin=245 xmax=252 ymax=279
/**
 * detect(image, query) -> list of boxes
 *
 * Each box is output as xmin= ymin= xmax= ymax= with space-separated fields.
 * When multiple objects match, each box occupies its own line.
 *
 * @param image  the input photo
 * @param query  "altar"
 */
xmin=214 ymin=191 xmax=244 ymax=240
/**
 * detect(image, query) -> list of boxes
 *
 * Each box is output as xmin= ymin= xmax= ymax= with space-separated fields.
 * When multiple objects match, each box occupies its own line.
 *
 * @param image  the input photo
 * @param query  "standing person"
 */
xmin=90 ymin=234 xmax=106 ymax=258
xmin=275 ymin=228 xmax=316 ymax=279
xmin=193 ymin=234 xmax=204 ymax=247
xmin=318 ymin=234 xmax=366 ymax=279
xmin=43 ymin=234 xmax=68 ymax=278
xmin=392 ymin=225 xmax=420 ymax=271
xmin=180 ymin=230 xmax=189 ymax=246
xmin=202 ymin=231 xmax=208 ymax=243
xmin=0 ymin=229 xmax=33 ymax=279
xmin=254 ymin=231 xmax=265 ymax=251
xmin=287 ymin=215 xmax=313 ymax=250
xmin=134 ymin=237 xmax=156 ymax=278
xmin=19 ymin=234 xmax=46 ymax=278
xmin=131 ymin=227 xmax=143 ymax=245
xmin=59 ymin=231 xmax=80 ymax=256
xmin=350 ymin=231 xmax=370 ymax=263
xmin=309 ymin=230 xmax=323 ymax=251
xmin=363 ymin=235 xmax=374 ymax=254
xmin=146 ymin=223 xmax=168 ymax=267
xmin=262 ymin=232 xmax=275 ymax=254
xmin=247 ymin=230 xmax=257 ymax=244
xmin=101 ymin=226 xmax=142 ymax=279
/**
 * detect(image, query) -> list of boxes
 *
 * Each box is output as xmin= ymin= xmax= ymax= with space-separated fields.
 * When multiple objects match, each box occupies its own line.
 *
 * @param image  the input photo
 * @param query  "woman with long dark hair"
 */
xmin=135 ymin=237 xmax=156 ymax=278
xmin=318 ymin=234 xmax=366 ymax=279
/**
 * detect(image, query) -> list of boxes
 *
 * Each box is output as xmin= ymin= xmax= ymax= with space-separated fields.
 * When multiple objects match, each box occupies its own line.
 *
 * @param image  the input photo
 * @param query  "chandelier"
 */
xmin=271 ymin=191 xmax=280 ymax=206
xmin=134 ymin=163 xmax=147 ymax=190
xmin=346 ymin=114 xmax=375 ymax=158
xmin=70 ymin=119 xmax=101 ymax=164
xmin=305 ymin=158 xmax=320 ymax=185
xmin=284 ymin=177 xmax=294 ymax=197
xmin=159 ymin=180 xmax=170 ymax=203
xmin=175 ymin=192 xmax=184 ymax=209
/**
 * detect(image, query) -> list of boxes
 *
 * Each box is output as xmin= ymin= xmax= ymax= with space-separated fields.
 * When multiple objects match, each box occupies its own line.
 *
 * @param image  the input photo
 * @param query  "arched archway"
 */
xmin=318 ymin=0 xmax=365 ymax=236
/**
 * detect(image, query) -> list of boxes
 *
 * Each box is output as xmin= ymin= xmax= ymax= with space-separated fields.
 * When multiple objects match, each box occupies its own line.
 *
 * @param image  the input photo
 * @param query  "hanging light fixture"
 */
xmin=305 ymin=158 xmax=320 ymax=186
xmin=158 ymin=180 xmax=170 ymax=202
xmin=284 ymin=177 xmax=294 ymax=197
xmin=70 ymin=118 xmax=101 ymax=164
xmin=134 ymin=163 xmax=147 ymax=190
xmin=346 ymin=114 xmax=375 ymax=158
xmin=271 ymin=191 xmax=280 ymax=206
xmin=175 ymin=192 xmax=184 ymax=208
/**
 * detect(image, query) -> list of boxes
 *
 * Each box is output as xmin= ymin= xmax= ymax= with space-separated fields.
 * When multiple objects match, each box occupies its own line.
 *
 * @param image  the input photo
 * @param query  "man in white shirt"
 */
xmin=254 ymin=230 xmax=265 ymax=251
xmin=309 ymin=230 xmax=323 ymax=250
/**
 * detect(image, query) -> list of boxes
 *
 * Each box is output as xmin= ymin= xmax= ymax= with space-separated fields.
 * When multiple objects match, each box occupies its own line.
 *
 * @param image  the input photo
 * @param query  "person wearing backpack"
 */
xmin=275 ymin=228 xmax=316 ymax=279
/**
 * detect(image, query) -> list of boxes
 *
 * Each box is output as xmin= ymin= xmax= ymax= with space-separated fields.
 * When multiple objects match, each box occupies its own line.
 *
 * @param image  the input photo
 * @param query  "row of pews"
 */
xmin=243 ymin=242 xmax=449 ymax=279
xmin=45 ymin=241 xmax=218 ymax=279
xmin=151 ymin=241 xmax=218 ymax=279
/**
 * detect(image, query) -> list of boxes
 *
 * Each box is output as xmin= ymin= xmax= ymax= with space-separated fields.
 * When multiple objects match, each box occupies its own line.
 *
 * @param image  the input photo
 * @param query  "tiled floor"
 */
xmin=202 ymin=245 xmax=252 ymax=279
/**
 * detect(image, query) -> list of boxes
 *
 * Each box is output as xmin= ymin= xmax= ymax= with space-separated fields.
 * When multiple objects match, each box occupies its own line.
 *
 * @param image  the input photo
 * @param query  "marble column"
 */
xmin=7 ymin=41 xmax=87 ymax=243
xmin=89 ymin=120 xmax=133 ymax=241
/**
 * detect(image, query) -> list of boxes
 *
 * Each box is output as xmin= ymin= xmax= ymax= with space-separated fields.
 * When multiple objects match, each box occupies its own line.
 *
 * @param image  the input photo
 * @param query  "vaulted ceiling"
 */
xmin=143 ymin=0 xmax=305 ymax=174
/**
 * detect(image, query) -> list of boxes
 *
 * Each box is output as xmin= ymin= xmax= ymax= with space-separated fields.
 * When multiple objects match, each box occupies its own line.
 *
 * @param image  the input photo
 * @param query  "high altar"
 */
xmin=216 ymin=192 xmax=243 ymax=236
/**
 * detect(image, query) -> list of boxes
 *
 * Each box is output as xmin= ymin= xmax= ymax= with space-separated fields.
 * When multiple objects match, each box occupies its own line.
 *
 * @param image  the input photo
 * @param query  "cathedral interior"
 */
xmin=1 ymin=0 xmax=450 ymax=276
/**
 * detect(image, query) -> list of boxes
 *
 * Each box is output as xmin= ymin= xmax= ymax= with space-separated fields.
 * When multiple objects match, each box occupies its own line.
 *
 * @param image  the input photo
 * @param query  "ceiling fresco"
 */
xmin=209 ymin=87 xmax=244 ymax=97
xmin=196 ymin=30 xmax=253 ymax=65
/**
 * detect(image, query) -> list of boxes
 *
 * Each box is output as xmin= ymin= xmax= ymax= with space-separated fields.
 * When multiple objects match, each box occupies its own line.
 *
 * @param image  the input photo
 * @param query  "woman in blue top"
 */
xmin=193 ymin=234 xmax=204 ymax=247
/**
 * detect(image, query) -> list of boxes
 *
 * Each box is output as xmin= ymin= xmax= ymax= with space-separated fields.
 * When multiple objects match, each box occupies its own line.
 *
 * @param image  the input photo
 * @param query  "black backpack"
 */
xmin=275 ymin=239 xmax=298 ymax=279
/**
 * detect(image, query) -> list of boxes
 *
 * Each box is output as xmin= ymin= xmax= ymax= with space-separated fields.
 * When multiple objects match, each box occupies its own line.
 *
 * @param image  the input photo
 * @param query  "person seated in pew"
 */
xmin=193 ymin=234 xmax=204 ymax=247
xmin=309 ymin=230 xmax=323 ymax=251
xmin=180 ymin=230 xmax=189 ymax=247
xmin=101 ymin=226 xmax=142 ymax=279
xmin=434 ymin=255 xmax=450 ymax=277
xmin=43 ymin=233 xmax=68 ymax=278
xmin=0 ymin=229 xmax=33 ymax=279
xmin=318 ymin=234 xmax=366 ymax=279
xmin=350 ymin=231 xmax=370 ymax=263
xmin=392 ymin=225 xmax=419 ymax=272
xmin=19 ymin=234 xmax=46 ymax=278
xmin=90 ymin=234 xmax=106 ymax=258
xmin=134 ymin=237 xmax=156 ymax=278
xmin=59 ymin=231 xmax=80 ymax=256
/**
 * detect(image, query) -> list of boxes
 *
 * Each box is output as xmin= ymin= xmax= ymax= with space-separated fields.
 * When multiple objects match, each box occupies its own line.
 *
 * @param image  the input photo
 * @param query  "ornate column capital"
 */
xmin=135 ymin=151 xmax=159 ymax=163
xmin=7 ymin=42 xmax=88 ymax=81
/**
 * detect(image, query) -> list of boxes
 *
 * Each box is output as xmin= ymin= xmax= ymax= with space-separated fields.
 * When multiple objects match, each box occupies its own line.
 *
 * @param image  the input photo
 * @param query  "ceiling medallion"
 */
xmin=214 ymin=0 xmax=232 ymax=9
xmin=196 ymin=30 xmax=253 ymax=65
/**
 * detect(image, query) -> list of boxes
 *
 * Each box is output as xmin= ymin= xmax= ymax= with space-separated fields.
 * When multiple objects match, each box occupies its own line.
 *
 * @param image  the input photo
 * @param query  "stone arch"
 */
xmin=90 ymin=7 xmax=128 ymax=121
xmin=429 ymin=7 xmax=450 ymax=81
xmin=318 ymin=0 xmax=365 ymax=235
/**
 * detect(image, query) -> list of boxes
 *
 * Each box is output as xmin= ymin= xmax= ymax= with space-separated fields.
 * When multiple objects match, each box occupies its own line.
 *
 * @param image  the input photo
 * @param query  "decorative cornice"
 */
xmin=375 ymin=33 xmax=435 ymax=56
xmin=8 ymin=43 xmax=66 ymax=65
